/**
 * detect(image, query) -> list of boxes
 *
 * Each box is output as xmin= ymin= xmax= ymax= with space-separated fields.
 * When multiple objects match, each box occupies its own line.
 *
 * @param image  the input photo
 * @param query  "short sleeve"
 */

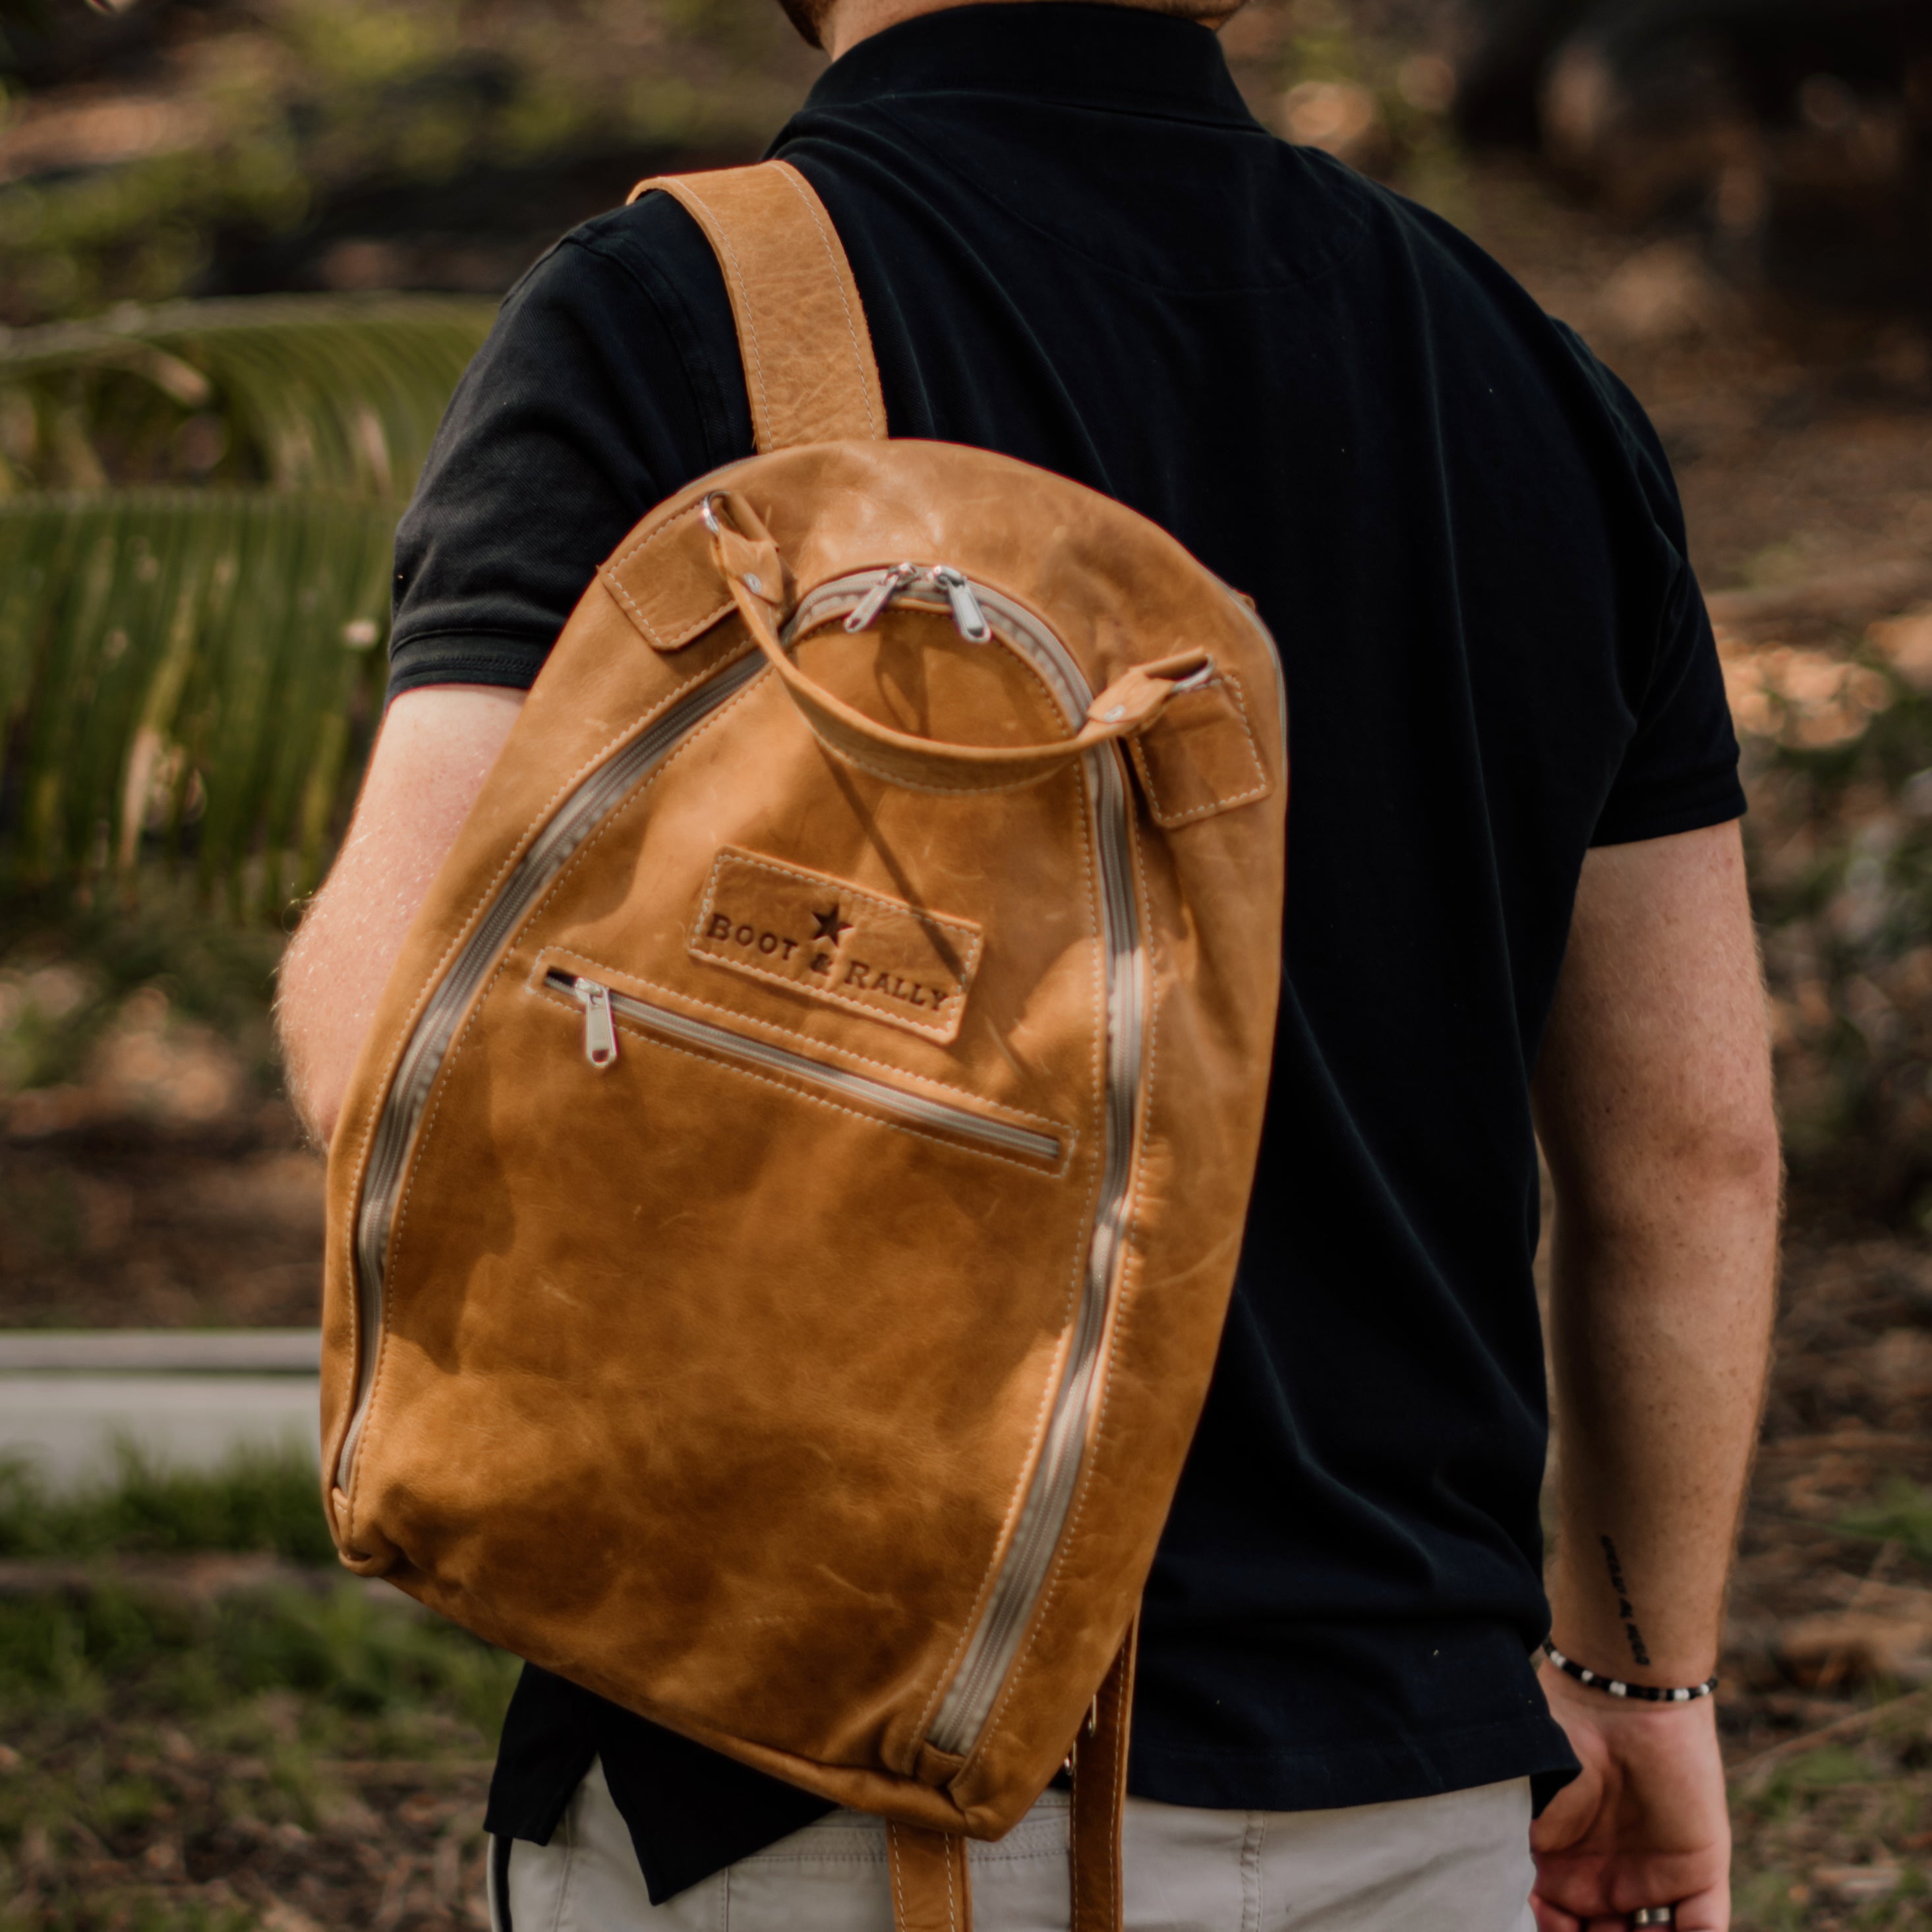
xmin=1565 ymin=336 xmax=1746 ymax=848
xmin=386 ymin=196 xmax=753 ymax=701
xmin=1589 ymin=558 xmax=1745 ymax=846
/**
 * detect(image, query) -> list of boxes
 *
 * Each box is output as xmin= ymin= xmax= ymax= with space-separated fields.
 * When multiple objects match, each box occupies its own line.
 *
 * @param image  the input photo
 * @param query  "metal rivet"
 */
xmin=1105 ymin=705 xmax=1127 ymax=722
xmin=743 ymin=573 xmax=763 ymax=596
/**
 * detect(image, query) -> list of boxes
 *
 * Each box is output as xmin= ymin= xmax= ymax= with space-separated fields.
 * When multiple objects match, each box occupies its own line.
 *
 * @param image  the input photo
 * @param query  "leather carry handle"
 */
xmin=707 ymin=491 xmax=1212 ymax=794
xmin=629 ymin=161 xmax=888 ymax=453
xmin=886 ymin=1624 xmax=1138 ymax=1932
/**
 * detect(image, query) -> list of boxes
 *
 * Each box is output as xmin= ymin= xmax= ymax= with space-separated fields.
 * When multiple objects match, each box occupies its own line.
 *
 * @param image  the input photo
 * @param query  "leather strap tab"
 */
xmin=887 ymin=1820 xmax=974 ymax=1932
xmin=629 ymin=161 xmax=888 ymax=454
xmin=1069 ymin=1623 xmax=1138 ymax=1932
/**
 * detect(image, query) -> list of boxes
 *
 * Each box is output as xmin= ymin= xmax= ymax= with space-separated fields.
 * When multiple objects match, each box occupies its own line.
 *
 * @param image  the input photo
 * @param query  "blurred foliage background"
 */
xmin=6 ymin=0 xmax=1929 ymax=1217
xmin=3 ymin=3 xmax=1932 ymax=1928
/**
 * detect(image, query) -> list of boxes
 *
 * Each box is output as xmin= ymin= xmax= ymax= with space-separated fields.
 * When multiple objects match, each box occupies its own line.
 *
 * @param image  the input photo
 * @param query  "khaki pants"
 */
xmin=492 ymin=1759 xmax=1537 ymax=1931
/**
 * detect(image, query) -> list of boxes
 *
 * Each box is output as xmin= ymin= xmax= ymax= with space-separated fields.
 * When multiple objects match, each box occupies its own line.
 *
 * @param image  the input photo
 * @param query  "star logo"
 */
xmin=811 ymin=904 xmax=854 ymax=945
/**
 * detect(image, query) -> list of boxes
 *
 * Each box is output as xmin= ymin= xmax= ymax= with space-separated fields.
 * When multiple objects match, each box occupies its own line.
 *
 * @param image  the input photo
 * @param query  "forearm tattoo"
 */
xmin=1600 ymin=1534 xmax=1652 ymax=1667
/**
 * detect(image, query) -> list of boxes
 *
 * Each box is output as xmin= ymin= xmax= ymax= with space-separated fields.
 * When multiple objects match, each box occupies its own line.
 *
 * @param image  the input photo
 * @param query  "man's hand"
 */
xmin=1530 ymin=1662 xmax=1730 ymax=1932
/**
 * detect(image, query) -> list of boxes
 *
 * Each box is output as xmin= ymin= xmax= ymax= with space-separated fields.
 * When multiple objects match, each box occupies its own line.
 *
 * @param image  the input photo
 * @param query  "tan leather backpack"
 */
xmin=320 ymin=161 xmax=1287 ymax=1931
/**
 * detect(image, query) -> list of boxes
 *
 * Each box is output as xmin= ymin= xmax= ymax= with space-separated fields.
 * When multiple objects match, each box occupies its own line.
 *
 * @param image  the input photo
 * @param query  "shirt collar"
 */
xmin=802 ymin=2 xmax=1260 ymax=129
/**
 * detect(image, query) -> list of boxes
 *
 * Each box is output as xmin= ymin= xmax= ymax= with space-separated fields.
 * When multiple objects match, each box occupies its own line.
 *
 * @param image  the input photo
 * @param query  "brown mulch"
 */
xmin=0 ymin=1116 xmax=323 ymax=1332
xmin=3 ymin=1740 xmax=494 ymax=1932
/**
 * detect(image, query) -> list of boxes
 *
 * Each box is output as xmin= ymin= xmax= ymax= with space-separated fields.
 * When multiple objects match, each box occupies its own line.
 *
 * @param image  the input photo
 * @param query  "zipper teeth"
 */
xmin=791 ymin=575 xmax=1147 ymax=1762
xmin=546 ymin=972 xmax=1060 ymax=1160
xmin=924 ymin=725 xmax=1138 ymax=1755
xmin=336 ymin=649 xmax=764 ymax=1490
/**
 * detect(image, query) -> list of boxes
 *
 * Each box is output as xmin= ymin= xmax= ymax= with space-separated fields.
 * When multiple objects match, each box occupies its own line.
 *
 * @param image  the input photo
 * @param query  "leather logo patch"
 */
xmin=690 ymin=848 xmax=981 ymax=1043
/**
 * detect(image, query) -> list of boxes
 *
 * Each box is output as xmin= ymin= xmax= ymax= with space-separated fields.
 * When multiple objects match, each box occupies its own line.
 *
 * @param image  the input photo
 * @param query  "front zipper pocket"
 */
xmin=542 ymin=968 xmax=1065 ymax=1169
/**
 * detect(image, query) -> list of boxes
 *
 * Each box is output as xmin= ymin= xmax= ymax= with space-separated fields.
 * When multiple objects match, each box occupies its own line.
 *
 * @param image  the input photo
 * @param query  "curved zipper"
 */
xmin=545 ymin=970 xmax=1063 ymax=1165
xmin=787 ymin=571 xmax=1147 ymax=1759
xmin=335 ymin=648 xmax=764 ymax=1488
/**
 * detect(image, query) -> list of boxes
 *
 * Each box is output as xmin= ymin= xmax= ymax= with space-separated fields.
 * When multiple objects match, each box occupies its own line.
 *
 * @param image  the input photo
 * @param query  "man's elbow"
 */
xmin=1678 ymin=1109 xmax=1784 ymax=1241
xmin=274 ymin=936 xmax=354 ymax=1152
xmin=274 ymin=1001 xmax=343 ymax=1152
xmin=1551 ymin=1099 xmax=1784 ymax=1240
xmin=1657 ymin=1076 xmax=1784 ymax=1191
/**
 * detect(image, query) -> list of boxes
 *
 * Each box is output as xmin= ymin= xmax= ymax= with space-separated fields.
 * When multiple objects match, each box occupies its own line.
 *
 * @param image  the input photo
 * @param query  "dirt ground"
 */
xmin=6 ymin=152 xmax=1932 ymax=1927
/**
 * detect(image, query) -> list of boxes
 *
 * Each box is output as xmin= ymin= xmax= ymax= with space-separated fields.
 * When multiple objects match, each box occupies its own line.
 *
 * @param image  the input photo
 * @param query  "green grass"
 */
xmin=0 ymin=1459 xmax=519 ymax=1927
xmin=0 ymin=1448 xmax=334 ymax=1566
xmin=1840 ymin=1477 xmax=1932 ymax=1569
xmin=0 ymin=1581 xmax=517 ymax=1928
xmin=0 ymin=1581 xmax=518 ymax=1740
xmin=0 ymin=1447 xmax=515 ymax=1748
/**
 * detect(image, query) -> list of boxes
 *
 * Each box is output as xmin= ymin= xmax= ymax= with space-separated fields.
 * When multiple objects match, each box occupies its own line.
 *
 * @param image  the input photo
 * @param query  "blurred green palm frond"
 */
xmin=0 ymin=295 xmax=494 ymax=914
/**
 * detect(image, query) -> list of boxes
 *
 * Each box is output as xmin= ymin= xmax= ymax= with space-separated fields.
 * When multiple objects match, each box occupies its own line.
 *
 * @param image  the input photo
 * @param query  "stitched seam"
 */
xmin=946 ymin=1836 xmax=959 ymax=1932
xmin=680 ymin=182 xmax=775 ymax=447
xmin=600 ymin=575 xmax=732 ymax=654
xmin=921 ymin=750 xmax=1106 ymax=1755
xmin=608 ymin=496 xmax=709 ymax=574
xmin=689 ymin=848 xmax=983 ymax=1043
xmin=956 ymin=772 xmax=1147 ymax=1784
xmin=912 ymin=758 xmax=1103 ymax=1746
xmin=365 ymin=668 xmax=761 ymax=1467
xmin=544 ymin=1789 xmax=576 ymax=1932
xmin=337 ymin=645 xmax=749 ymax=1525
xmin=889 ymin=1828 xmax=910 ymax=1932
xmin=1240 ymin=1813 xmax=1263 ymax=1932
xmin=776 ymin=162 xmax=883 ymax=439
xmin=532 ymin=949 xmax=1072 ymax=1140
xmin=1132 ymin=673 xmax=1270 ymax=829
xmin=1068 ymin=1748 xmax=1082 ymax=1927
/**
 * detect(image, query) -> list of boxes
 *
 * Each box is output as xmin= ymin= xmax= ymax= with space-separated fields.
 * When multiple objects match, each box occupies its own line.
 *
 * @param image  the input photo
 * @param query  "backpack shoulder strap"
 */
xmin=628 ymin=160 xmax=888 ymax=453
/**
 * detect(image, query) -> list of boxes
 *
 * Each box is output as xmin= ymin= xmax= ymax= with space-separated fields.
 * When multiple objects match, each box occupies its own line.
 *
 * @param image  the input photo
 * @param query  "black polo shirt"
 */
xmin=387 ymin=1 xmax=1745 ymax=1900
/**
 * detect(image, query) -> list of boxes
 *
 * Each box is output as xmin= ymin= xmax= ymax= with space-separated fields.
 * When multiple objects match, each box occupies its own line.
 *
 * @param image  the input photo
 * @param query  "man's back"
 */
xmin=388 ymin=0 xmax=1740 ymax=1850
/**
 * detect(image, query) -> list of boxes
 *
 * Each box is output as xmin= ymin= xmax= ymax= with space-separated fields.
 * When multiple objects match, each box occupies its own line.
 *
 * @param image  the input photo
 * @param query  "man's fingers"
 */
xmin=1531 ymin=1897 xmax=1583 ymax=1932
xmin=1673 ymin=1879 xmax=1730 ymax=1931
xmin=1527 ymin=1776 xmax=1602 ymax=1853
xmin=1534 ymin=1883 xmax=1728 ymax=1932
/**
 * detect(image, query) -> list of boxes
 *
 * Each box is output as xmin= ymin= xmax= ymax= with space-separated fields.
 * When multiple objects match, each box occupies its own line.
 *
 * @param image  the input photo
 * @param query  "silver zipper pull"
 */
xmin=571 ymin=978 xmax=618 ymax=1068
xmin=844 ymin=562 xmax=920 ymax=633
xmin=932 ymin=567 xmax=992 ymax=643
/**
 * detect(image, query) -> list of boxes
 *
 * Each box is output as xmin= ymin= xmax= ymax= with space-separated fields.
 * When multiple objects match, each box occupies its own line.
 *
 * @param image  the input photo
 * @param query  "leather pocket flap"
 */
xmin=1128 ymin=672 xmax=1273 ymax=829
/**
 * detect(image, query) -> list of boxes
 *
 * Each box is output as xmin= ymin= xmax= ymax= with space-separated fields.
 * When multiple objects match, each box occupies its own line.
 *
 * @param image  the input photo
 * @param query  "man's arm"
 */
xmin=277 ymin=686 xmax=525 ymax=1146
xmin=1529 ymin=820 xmax=1780 ymax=1932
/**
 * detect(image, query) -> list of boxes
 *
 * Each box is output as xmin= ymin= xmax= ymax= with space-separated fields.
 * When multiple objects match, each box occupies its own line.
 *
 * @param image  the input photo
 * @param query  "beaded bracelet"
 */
xmin=1542 ymin=1641 xmax=1717 ymax=1704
